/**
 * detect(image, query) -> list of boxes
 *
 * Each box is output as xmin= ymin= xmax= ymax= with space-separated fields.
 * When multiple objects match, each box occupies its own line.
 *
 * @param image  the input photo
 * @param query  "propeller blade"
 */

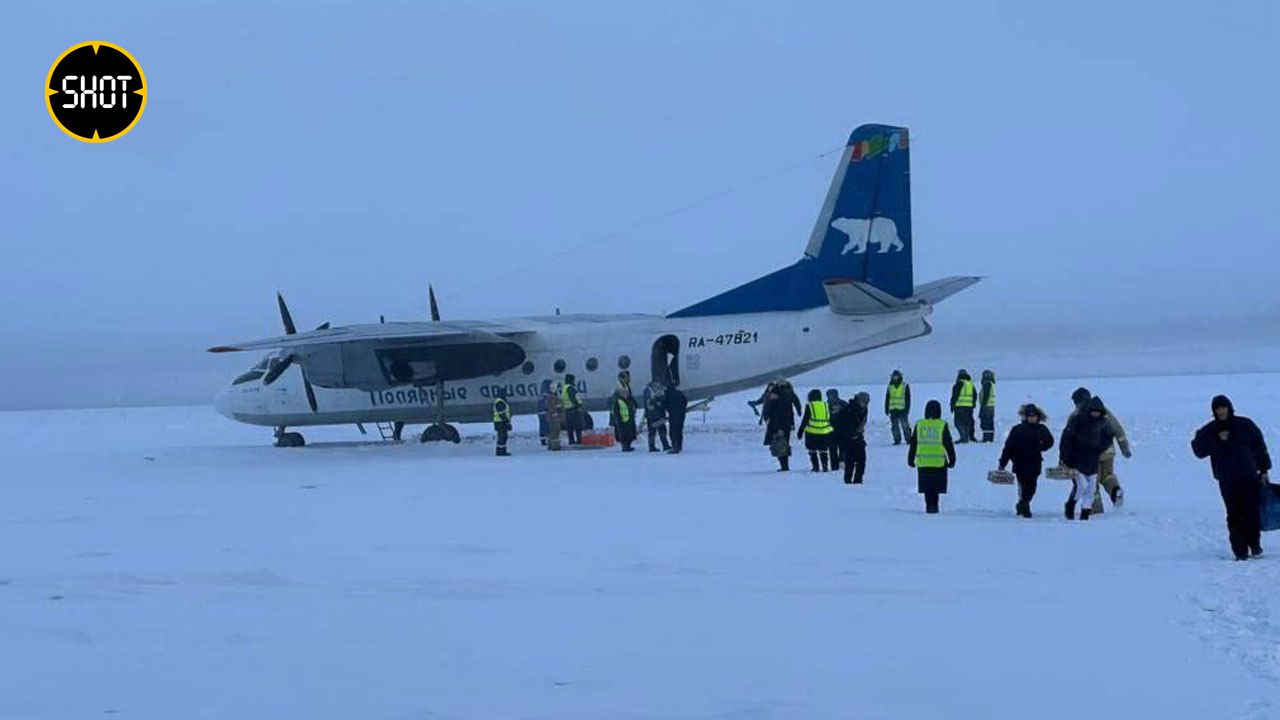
xmin=429 ymin=285 xmax=441 ymax=322
xmin=315 ymin=322 xmax=330 ymax=331
xmin=303 ymin=377 xmax=318 ymax=413
xmin=277 ymin=293 xmax=298 ymax=335
xmin=262 ymin=354 xmax=294 ymax=385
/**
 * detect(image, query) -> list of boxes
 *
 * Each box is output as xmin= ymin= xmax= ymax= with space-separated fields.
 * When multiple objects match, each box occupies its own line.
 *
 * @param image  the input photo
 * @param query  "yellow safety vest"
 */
xmin=956 ymin=380 xmax=976 ymax=408
xmin=888 ymin=383 xmax=907 ymax=411
xmin=985 ymin=381 xmax=996 ymax=408
xmin=615 ymin=397 xmax=631 ymax=423
xmin=805 ymin=400 xmax=833 ymax=435
xmin=492 ymin=399 xmax=510 ymax=423
xmin=914 ymin=418 xmax=948 ymax=468
xmin=560 ymin=382 xmax=577 ymax=409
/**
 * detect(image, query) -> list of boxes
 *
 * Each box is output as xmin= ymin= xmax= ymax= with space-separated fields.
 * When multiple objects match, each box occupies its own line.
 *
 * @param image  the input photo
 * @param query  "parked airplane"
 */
xmin=210 ymin=123 xmax=979 ymax=446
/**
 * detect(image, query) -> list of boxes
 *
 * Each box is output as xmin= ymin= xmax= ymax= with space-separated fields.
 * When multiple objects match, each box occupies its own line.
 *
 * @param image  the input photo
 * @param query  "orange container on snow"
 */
xmin=579 ymin=428 xmax=616 ymax=447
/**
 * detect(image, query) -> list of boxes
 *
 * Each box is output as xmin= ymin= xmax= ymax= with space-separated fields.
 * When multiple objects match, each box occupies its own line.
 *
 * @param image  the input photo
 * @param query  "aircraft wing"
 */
xmin=208 ymin=321 xmax=535 ymax=391
xmin=209 ymin=321 xmax=533 ymax=353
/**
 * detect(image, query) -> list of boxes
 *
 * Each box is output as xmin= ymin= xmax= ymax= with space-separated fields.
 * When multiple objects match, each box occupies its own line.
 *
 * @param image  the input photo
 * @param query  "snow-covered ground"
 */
xmin=3 ymin=374 xmax=1279 ymax=719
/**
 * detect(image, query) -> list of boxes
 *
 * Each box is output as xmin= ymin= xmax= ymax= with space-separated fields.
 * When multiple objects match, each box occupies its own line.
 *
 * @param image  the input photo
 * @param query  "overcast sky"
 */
xmin=2 ymin=0 xmax=1278 ymax=409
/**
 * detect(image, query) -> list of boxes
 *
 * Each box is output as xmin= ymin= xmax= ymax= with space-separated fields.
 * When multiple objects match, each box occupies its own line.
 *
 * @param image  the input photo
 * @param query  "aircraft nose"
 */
xmin=213 ymin=386 xmax=234 ymax=419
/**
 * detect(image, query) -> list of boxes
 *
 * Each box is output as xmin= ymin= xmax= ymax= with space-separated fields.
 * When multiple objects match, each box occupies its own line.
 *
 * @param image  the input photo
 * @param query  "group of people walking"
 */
xmin=756 ymin=370 xmax=1276 ymax=562
xmin=605 ymin=370 xmax=688 ymax=454
xmin=498 ymin=366 xmax=1275 ymax=562
xmin=752 ymin=378 xmax=879 ymax=485
xmin=757 ymin=370 xmax=1138 ymax=520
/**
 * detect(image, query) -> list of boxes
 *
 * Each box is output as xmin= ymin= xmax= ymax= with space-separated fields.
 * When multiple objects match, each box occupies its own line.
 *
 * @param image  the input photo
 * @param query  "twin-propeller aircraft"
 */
xmin=210 ymin=124 xmax=979 ymax=446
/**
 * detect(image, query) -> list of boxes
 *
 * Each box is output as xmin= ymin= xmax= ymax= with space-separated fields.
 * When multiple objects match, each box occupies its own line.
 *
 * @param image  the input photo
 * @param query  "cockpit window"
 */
xmin=234 ymin=354 xmax=273 ymax=384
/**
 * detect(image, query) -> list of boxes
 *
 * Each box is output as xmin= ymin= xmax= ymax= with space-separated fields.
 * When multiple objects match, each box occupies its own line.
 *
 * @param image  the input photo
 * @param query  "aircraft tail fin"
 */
xmin=671 ymin=124 xmax=914 ymax=318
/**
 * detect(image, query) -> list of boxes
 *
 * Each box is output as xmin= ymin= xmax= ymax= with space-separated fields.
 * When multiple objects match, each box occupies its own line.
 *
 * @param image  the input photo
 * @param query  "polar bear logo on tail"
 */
xmin=830 ymin=216 xmax=904 ymax=254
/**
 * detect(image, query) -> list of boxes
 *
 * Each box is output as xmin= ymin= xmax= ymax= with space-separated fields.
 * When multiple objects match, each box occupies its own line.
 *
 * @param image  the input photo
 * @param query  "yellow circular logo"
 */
xmin=45 ymin=41 xmax=147 ymax=143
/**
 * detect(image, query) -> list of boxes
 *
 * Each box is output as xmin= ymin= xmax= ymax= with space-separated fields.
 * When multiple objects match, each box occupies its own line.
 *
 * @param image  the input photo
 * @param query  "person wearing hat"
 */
xmin=1059 ymin=396 xmax=1116 ymax=520
xmin=1192 ymin=395 xmax=1273 ymax=560
xmin=609 ymin=370 xmax=638 ymax=452
xmin=979 ymin=370 xmax=997 ymax=443
xmin=665 ymin=382 xmax=689 ymax=454
xmin=825 ymin=389 xmax=848 ymax=470
xmin=560 ymin=373 xmax=583 ymax=445
xmin=998 ymin=403 xmax=1055 ymax=518
xmin=884 ymin=370 xmax=912 ymax=445
xmin=798 ymin=388 xmax=834 ymax=472
xmin=643 ymin=380 xmax=671 ymax=452
xmin=1066 ymin=387 xmax=1133 ymax=514
xmin=833 ymin=391 xmax=871 ymax=484
xmin=491 ymin=387 xmax=513 ymax=457
xmin=950 ymin=369 xmax=978 ymax=443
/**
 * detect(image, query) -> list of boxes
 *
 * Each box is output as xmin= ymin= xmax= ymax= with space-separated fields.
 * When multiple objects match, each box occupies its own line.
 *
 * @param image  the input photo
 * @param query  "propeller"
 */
xmin=429 ymin=284 xmax=445 ymax=424
xmin=263 ymin=292 xmax=320 ymax=413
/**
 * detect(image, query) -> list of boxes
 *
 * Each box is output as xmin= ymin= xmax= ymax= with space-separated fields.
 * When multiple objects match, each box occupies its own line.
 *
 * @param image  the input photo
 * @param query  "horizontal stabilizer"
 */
xmin=823 ymin=278 xmax=913 ymax=315
xmin=911 ymin=276 xmax=982 ymax=305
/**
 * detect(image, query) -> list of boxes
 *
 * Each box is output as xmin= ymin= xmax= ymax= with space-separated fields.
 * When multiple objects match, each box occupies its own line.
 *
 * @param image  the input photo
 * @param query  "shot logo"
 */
xmin=45 ymin=41 xmax=147 ymax=143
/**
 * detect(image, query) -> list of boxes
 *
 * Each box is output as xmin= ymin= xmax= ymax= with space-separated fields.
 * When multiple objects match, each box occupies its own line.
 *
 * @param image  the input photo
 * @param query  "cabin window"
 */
xmin=586 ymin=357 xmax=599 ymax=372
xmin=618 ymin=355 xmax=631 ymax=369
xmin=553 ymin=359 xmax=567 ymax=373
xmin=522 ymin=361 xmax=535 ymax=375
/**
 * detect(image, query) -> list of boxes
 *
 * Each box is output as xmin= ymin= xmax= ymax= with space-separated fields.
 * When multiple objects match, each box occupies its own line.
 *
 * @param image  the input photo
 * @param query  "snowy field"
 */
xmin=4 ymin=374 xmax=1280 ymax=720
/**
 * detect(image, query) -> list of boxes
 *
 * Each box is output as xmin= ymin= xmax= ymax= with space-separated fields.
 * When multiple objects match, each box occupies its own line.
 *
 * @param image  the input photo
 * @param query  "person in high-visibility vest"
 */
xmin=979 ymin=369 xmax=997 ymax=443
xmin=798 ymin=389 xmax=835 ymax=472
xmin=907 ymin=400 xmax=957 ymax=514
xmin=609 ymin=371 xmax=638 ymax=452
xmin=560 ymin=373 xmax=583 ymax=445
xmin=884 ymin=369 xmax=912 ymax=446
xmin=949 ymin=369 xmax=977 ymax=443
xmin=492 ymin=389 xmax=513 ymax=457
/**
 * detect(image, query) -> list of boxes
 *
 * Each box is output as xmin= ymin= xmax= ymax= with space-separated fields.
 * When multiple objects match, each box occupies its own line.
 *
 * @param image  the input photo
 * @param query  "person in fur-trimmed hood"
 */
xmin=999 ymin=403 xmax=1055 ymax=518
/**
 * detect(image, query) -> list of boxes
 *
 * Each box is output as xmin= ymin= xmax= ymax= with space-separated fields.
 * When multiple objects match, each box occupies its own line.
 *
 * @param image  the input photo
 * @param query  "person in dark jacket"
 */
xmin=643 ymin=381 xmax=671 ymax=452
xmin=762 ymin=383 xmax=793 ymax=471
xmin=1059 ymin=396 xmax=1116 ymax=520
xmin=1192 ymin=395 xmax=1273 ymax=560
xmin=950 ymin=369 xmax=978 ymax=443
xmin=798 ymin=389 xmax=834 ymax=472
xmin=665 ymin=383 xmax=688 ymax=454
xmin=832 ymin=390 xmax=868 ymax=484
xmin=999 ymin=403 xmax=1055 ymax=518
xmin=762 ymin=379 xmax=800 ymax=446
xmin=885 ymin=370 xmax=912 ymax=445
xmin=826 ymin=389 xmax=848 ymax=470
xmin=609 ymin=371 xmax=638 ymax=452
xmin=979 ymin=369 xmax=997 ymax=443
xmin=908 ymin=400 xmax=957 ymax=513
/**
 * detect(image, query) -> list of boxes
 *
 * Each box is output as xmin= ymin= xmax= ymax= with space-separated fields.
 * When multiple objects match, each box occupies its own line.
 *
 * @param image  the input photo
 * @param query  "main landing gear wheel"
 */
xmin=275 ymin=431 xmax=306 ymax=447
xmin=420 ymin=423 xmax=461 ymax=444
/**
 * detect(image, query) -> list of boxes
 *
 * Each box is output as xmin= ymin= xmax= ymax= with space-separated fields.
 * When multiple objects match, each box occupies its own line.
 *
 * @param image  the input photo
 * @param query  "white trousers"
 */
xmin=1074 ymin=474 xmax=1097 ymax=515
